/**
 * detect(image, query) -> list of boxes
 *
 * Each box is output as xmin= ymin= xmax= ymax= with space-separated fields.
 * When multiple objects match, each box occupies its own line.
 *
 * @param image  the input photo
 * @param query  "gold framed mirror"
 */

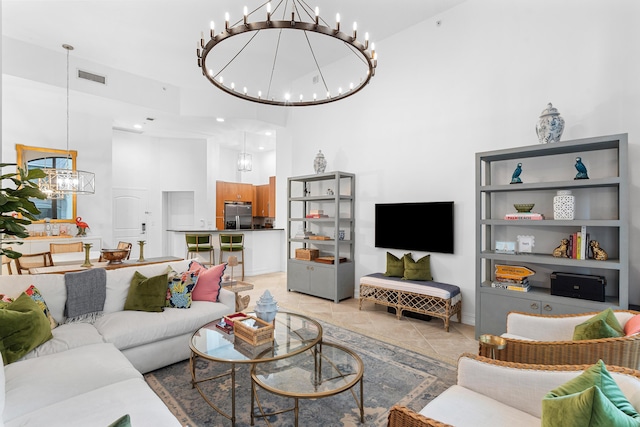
xmin=16 ymin=144 xmax=77 ymax=223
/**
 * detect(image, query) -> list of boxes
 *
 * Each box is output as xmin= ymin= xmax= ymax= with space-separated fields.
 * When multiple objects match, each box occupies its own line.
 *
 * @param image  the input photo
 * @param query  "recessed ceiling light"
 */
xmin=265 ymin=131 xmax=272 ymax=136
xmin=216 ymin=117 xmax=225 ymax=122
xmin=133 ymin=124 xmax=143 ymax=129
xmin=259 ymin=146 xmax=265 ymax=150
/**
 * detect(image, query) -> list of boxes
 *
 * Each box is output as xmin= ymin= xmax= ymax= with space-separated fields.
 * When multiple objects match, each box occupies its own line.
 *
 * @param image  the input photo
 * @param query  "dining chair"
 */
xmin=2 ymin=246 xmax=14 ymax=275
xmin=50 ymin=242 xmax=83 ymax=253
xmin=14 ymin=252 xmax=55 ymax=274
xmin=219 ymin=234 xmax=244 ymax=280
xmin=117 ymin=241 xmax=133 ymax=260
xmin=185 ymin=234 xmax=214 ymax=266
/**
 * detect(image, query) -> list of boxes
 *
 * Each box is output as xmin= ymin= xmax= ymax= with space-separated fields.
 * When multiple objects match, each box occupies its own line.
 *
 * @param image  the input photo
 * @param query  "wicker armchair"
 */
xmin=479 ymin=310 xmax=640 ymax=369
xmin=388 ymin=405 xmax=453 ymax=427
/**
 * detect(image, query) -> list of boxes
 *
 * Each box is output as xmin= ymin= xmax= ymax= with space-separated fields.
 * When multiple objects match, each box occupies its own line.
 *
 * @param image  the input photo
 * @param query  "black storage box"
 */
xmin=550 ymin=272 xmax=606 ymax=302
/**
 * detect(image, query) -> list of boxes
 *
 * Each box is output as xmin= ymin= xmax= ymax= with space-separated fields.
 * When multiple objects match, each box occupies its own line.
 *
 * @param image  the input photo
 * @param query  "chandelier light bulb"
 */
xmin=243 ymin=6 xmax=248 ymax=24
xmin=231 ymin=82 xmax=235 ymax=90
xmin=335 ymin=13 xmax=340 ymax=31
xmin=315 ymin=7 xmax=319 ymax=24
xmin=208 ymin=69 xmax=213 ymax=77
xmin=225 ymin=12 xmax=230 ymax=30
xmin=349 ymin=82 xmax=354 ymax=90
xmin=219 ymin=76 xmax=223 ymax=84
xmin=285 ymin=92 xmax=291 ymax=101
xmin=243 ymin=86 xmax=247 ymax=95
xmin=258 ymin=90 xmax=262 ymax=98
xmin=210 ymin=21 xmax=215 ymax=37
xmin=338 ymin=87 xmax=342 ymax=95
xmin=266 ymin=2 xmax=271 ymax=21
xmin=353 ymin=22 xmax=357 ymax=39
xmin=364 ymin=32 xmax=369 ymax=49
xmin=313 ymin=93 xmax=317 ymax=101
xmin=326 ymin=91 xmax=330 ymax=99
xmin=299 ymin=94 xmax=303 ymax=101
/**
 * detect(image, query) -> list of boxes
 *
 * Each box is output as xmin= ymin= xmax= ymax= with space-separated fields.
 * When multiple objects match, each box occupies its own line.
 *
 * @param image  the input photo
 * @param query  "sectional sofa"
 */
xmin=1 ymin=259 xmax=235 ymax=426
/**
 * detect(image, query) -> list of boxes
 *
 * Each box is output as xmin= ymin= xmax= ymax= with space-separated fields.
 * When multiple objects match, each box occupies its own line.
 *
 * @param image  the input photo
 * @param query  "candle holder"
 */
xmin=81 ymin=243 xmax=93 ymax=267
xmin=137 ymin=240 xmax=146 ymax=262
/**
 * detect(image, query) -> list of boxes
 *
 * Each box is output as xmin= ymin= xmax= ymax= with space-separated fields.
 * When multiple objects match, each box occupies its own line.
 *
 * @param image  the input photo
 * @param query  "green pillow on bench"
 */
xmin=403 ymin=254 xmax=432 ymax=281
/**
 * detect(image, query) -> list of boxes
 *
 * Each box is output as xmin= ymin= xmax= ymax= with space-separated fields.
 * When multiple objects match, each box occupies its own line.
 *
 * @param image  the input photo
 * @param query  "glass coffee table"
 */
xmin=189 ymin=312 xmax=322 ymax=426
xmin=250 ymin=342 xmax=364 ymax=426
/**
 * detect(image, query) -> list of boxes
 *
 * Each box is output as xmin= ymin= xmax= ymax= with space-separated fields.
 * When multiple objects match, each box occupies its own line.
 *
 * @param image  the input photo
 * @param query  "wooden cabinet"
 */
xmin=475 ymin=134 xmax=629 ymax=337
xmin=253 ymin=176 xmax=276 ymax=218
xmin=216 ymin=180 xmax=254 ymax=228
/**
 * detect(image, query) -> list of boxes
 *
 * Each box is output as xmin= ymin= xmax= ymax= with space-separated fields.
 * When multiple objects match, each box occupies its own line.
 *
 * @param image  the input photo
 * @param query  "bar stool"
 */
xmin=185 ymin=234 xmax=214 ymax=266
xmin=219 ymin=234 xmax=244 ymax=280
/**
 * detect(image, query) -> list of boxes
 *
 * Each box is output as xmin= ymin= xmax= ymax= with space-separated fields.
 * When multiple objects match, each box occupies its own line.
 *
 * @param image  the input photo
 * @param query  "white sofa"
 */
xmin=388 ymin=353 xmax=640 ymax=427
xmin=1 ymin=259 xmax=236 ymax=427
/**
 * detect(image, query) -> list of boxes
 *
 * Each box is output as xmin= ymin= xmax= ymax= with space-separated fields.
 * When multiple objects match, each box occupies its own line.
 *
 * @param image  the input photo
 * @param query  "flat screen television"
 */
xmin=375 ymin=202 xmax=454 ymax=254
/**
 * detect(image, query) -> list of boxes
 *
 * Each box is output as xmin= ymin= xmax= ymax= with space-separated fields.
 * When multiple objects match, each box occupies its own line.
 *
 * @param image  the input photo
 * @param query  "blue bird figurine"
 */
xmin=510 ymin=163 xmax=523 ymax=184
xmin=574 ymin=157 xmax=589 ymax=179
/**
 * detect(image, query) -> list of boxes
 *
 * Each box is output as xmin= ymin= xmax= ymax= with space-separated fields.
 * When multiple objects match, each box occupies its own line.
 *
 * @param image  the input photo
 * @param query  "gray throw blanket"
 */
xmin=64 ymin=268 xmax=107 ymax=323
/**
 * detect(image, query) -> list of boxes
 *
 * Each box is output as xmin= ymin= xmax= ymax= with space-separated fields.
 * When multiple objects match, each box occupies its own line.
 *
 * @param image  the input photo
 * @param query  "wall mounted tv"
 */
xmin=375 ymin=202 xmax=454 ymax=254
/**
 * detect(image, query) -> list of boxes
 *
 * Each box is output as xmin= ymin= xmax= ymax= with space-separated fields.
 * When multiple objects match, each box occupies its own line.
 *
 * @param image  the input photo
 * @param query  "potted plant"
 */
xmin=0 ymin=163 xmax=46 ymax=259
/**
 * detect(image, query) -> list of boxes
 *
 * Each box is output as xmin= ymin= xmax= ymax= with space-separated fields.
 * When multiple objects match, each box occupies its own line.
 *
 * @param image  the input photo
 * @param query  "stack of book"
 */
xmin=294 ymin=230 xmax=315 ymax=239
xmin=306 ymin=209 xmax=328 ymax=218
xmin=504 ymin=212 xmax=544 ymax=220
xmin=491 ymin=264 xmax=536 ymax=292
xmin=566 ymin=225 xmax=590 ymax=259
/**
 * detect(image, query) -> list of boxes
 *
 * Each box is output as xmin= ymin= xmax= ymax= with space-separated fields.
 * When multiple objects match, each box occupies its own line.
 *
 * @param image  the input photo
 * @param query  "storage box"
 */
xmin=550 ymin=272 xmax=606 ymax=302
xmin=295 ymin=248 xmax=319 ymax=261
xmin=233 ymin=315 xmax=274 ymax=346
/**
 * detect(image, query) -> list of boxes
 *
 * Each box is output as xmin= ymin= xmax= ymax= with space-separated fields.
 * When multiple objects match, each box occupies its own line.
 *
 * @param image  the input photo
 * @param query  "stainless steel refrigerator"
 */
xmin=224 ymin=202 xmax=253 ymax=229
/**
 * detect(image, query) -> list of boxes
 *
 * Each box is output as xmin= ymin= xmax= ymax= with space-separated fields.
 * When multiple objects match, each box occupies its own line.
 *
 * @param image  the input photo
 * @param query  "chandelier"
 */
xmin=237 ymin=132 xmax=253 ymax=171
xmin=197 ymin=0 xmax=377 ymax=106
xmin=39 ymin=44 xmax=95 ymax=199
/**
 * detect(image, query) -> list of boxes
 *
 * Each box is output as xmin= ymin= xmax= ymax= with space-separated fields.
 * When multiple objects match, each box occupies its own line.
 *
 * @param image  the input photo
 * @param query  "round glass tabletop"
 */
xmin=190 ymin=311 xmax=322 ymax=363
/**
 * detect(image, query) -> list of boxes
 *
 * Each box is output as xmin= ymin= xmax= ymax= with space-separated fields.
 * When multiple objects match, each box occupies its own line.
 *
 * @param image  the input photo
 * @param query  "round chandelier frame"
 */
xmin=197 ymin=0 xmax=377 ymax=107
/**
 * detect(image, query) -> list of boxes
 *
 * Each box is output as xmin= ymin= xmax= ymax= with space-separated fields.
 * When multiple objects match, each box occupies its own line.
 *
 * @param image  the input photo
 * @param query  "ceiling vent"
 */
xmin=77 ymin=69 xmax=107 ymax=85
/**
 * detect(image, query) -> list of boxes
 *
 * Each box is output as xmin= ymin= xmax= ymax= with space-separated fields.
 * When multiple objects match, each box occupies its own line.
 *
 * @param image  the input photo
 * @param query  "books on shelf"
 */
xmin=504 ymin=212 xmax=544 ymax=220
xmin=305 ymin=214 xmax=329 ymax=218
xmin=309 ymin=209 xmax=324 ymax=215
xmin=492 ymin=264 xmax=535 ymax=292
xmin=566 ymin=225 xmax=590 ymax=259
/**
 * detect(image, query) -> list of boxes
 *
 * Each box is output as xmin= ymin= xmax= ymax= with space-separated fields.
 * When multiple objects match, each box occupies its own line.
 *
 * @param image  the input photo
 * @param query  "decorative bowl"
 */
xmin=514 ymin=203 xmax=535 ymax=213
xmin=100 ymin=249 xmax=129 ymax=264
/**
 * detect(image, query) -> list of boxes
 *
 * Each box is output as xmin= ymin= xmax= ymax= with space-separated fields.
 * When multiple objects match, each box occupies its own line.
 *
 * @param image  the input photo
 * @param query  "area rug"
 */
xmin=145 ymin=319 xmax=456 ymax=426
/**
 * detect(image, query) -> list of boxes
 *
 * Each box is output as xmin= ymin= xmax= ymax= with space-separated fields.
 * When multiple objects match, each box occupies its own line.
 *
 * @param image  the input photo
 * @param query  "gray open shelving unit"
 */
xmin=475 ymin=134 xmax=629 ymax=337
xmin=287 ymin=171 xmax=355 ymax=303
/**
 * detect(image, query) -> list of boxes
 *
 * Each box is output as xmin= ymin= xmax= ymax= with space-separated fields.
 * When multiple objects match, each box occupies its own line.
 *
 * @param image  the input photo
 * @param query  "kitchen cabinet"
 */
xmin=253 ymin=176 xmax=276 ymax=218
xmin=268 ymin=176 xmax=276 ymax=217
xmin=287 ymin=171 xmax=355 ymax=303
xmin=475 ymin=134 xmax=628 ymax=337
xmin=216 ymin=180 xmax=254 ymax=229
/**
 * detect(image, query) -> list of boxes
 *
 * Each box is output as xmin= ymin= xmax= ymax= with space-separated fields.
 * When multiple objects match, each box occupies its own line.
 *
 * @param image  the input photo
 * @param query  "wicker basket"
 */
xmin=233 ymin=315 xmax=274 ymax=346
xmin=295 ymin=248 xmax=319 ymax=261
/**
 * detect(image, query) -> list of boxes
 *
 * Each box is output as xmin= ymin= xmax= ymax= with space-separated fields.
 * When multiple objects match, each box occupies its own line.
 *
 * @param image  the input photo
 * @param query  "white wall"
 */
xmin=281 ymin=0 xmax=640 ymax=323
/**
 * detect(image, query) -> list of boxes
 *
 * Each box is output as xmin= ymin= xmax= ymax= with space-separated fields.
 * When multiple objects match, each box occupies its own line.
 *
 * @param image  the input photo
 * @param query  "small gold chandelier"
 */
xmin=39 ymin=44 xmax=95 ymax=199
xmin=197 ymin=0 xmax=377 ymax=106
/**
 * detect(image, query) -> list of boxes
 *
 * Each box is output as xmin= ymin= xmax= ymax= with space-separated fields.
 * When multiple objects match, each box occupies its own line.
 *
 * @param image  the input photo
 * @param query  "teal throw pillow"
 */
xmin=384 ymin=252 xmax=410 ymax=278
xmin=573 ymin=308 xmax=624 ymax=341
xmin=0 ymin=292 xmax=53 ymax=365
xmin=124 ymin=271 xmax=169 ymax=312
xmin=403 ymin=254 xmax=432 ymax=281
xmin=542 ymin=360 xmax=640 ymax=427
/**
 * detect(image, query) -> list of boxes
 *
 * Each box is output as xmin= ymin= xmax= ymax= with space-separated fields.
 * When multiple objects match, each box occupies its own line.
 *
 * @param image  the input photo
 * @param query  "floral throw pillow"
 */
xmin=165 ymin=266 xmax=197 ymax=309
xmin=25 ymin=285 xmax=58 ymax=329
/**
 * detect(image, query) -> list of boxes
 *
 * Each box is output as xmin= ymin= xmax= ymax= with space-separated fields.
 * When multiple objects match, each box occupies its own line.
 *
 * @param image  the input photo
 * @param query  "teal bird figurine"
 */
xmin=574 ymin=157 xmax=589 ymax=179
xmin=510 ymin=163 xmax=523 ymax=184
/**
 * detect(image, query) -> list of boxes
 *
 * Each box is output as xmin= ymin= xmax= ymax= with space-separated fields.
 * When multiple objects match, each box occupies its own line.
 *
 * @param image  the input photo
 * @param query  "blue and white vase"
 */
xmin=536 ymin=103 xmax=565 ymax=144
xmin=313 ymin=150 xmax=327 ymax=174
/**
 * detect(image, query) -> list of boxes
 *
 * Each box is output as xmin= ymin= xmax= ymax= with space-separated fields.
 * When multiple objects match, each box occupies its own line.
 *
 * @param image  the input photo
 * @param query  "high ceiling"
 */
xmin=2 ymin=0 xmax=466 ymax=148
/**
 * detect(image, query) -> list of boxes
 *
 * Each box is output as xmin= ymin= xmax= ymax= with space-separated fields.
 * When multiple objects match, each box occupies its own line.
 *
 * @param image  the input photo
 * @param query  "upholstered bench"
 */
xmin=359 ymin=273 xmax=462 ymax=332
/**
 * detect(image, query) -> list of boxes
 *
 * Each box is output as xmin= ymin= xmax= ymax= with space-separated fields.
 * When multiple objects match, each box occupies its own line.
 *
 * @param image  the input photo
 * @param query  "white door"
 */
xmin=112 ymin=188 xmax=148 ymax=260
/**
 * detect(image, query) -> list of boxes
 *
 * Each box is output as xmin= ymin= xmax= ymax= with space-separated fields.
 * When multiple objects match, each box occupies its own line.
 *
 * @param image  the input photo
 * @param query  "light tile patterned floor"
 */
xmin=237 ymin=272 xmax=479 ymax=366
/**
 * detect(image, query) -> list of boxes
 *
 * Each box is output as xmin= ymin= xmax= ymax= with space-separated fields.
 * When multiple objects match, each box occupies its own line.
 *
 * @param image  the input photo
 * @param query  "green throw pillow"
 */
xmin=573 ymin=308 xmax=624 ymax=341
xmin=384 ymin=252 xmax=410 ymax=278
xmin=0 ymin=292 xmax=53 ymax=365
xmin=403 ymin=254 xmax=432 ymax=281
xmin=542 ymin=360 xmax=640 ymax=427
xmin=124 ymin=271 xmax=169 ymax=312
xmin=107 ymin=414 xmax=131 ymax=427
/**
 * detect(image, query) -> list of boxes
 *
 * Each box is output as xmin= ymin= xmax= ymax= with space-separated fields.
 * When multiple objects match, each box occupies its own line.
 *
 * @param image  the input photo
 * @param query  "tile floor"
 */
xmin=237 ymin=272 xmax=479 ymax=366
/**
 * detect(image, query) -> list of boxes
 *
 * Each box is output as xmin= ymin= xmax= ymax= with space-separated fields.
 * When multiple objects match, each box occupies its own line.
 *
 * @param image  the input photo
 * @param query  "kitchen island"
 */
xmin=166 ymin=228 xmax=284 ymax=276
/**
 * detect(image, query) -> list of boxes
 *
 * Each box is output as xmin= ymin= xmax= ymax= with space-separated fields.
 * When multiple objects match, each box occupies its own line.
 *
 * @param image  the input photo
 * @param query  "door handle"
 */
xmin=543 ymin=304 xmax=552 ymax=311
xmin=530 ymin=303 xmax=539 ymax=310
